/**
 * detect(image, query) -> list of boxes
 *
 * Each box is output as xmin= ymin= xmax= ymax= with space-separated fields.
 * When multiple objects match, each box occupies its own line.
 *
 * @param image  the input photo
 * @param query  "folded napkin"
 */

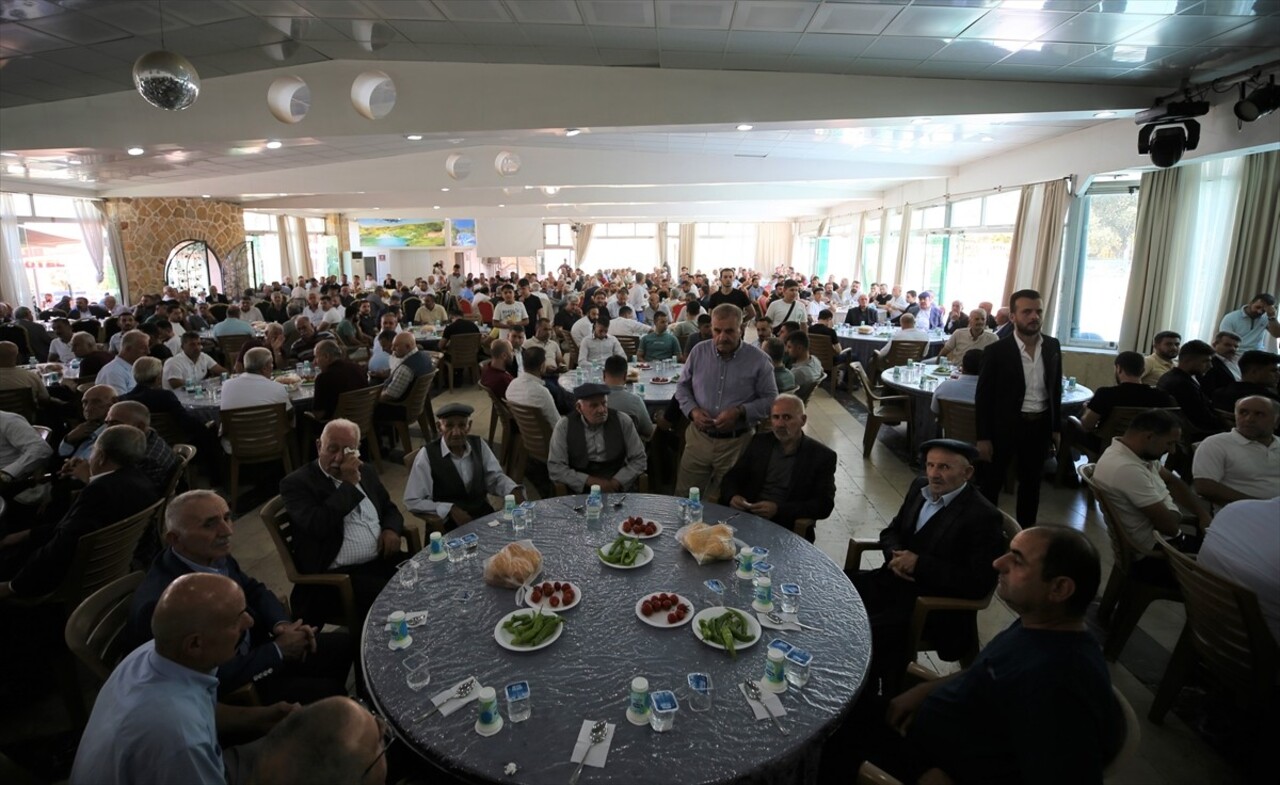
xmin=756 ymin=611 xmax=801 ymax=632
xmin=569 ymin=720 xmax=616 ymax=769
xmin=739 ymin=681 xmax=787 ymax=721
xmin=383 ymin=611 xmax=429 ymax=630
xmin=432 ymin=677 xmax=483 ymax=718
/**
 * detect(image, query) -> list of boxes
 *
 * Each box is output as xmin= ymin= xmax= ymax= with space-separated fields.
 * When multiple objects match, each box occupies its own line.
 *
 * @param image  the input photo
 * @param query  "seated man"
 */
xmin=548 ymin=382 xmax=647 ymax=493
xmin=288 ymin=316 xmax=333 ymax=362
xmin=684 ymin=313 xmax=714 ymax=355
xmin=404 ymin=403 xmax=522 ymax=530
xmin=1202 ymin=329 xmax=1241 ymax=402
xmin=764 ymin=337 xmax=796 ymax=393
xmin=107 ymin=312 xmax=138 ymax=353
xmin=637 ymin=311 xmax=683 ymax=363
xmin=1192 ymin=396 xmax=1280 ymax=507
xmin=95 ymin=329 xmax=148 ymax=394
xmin=0 ymin=340 xmax=50 ymax=409
xmin=669 ymin=300 xmax=702 ymax=345
xmin=221 ymin=347 xmax=292 ymax=417
xmin=505 ymin=346 xmax=561 ymax=432
xmin=481 ymin=339 xmax=516 ymax=399
xmin=526 ymin=317 xmax=565 ymax=371
xmin=722 ymin=394 xmax=835 ymax=542
xmin=367 ymin=329 xmax=396 ymax=380
xmin=844 ymin=294 xmax=875 ymax=327
xmin=163 ymin=331 xmax=227 ymax=389
xmin=0 ymin=410 xmax=53 ymax=494
xmin=251 ymin=696 xmax=388 ymax=785
xmin=233 ymin=323 xmax=287 ymax=374
xmin=844 ymin=439 xmax=1004 ymax=692
xmin=870 ymin=313 xmax=928 ymax=379
xmin=69 ymin=330 xmax=114 ymax=379
xmin=412 ymin=292 xmax=447 ymax=325
xmin=857 ymin=526 xmax=1121 ymax=785
xmin=937 ymin=308 xmax=997 ymax=360
xmin=375 ymin=332 xmax=432 ymax=416
xmin=72 ymin=573 xmax=296 ymax=785
xmin=607 ymin=305 xmax=652 ymax=339
xmin=1156 ymin=340 xmax=1222 ymax=438
xmin=1197 ymin=496 xmax=1280 ymax=644
xmin=1141 ymin=330 xmax=1181 ymax=386
xmin=1211 ymin=349 xmax=1280 ymax=411
xmin=0 ymin=425 xmax=160 ymax=599
xmin=784 ymin=330 xmax=823 ymax=389
xmin=579 ymin=316 xmax=626 ymax=365
xmin=238 ymin=296 xmax=265 ymax=324
xmin=929 ymin=348 xmax=983 ymax=414
xmin=211 ymin=305 xmax=256 ymax=338
xmin=312 ymin=339 xmax=369 ymax=421
xmin=602 ymin=354 xmax=655 ymax=439
xmin=128 ymin=490 xmax=352 ymax=704
xmin=1084 ymin=350 xmax=1177 ymax=432
xmin=279 ymin=419 xmax=407 ymax=626
xmin=57 ymin=383 xmax=116 ymax=461
xmin=105 ymin=400 xmax=179 ymax=491
xmin=1092 ymin=409 xmax=1211 ymax=585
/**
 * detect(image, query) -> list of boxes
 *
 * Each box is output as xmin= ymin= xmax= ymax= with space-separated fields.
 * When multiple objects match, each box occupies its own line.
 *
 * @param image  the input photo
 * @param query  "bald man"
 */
xmin=95 ymin=329 xmax=148 ymax=394
xmin=106 ymin=400 xmax=179 ymax=489
xmin=252 ymin=696 xmax=387 ymax=785
xmin=377 ymin=331 xmax=432 ymax=406
xmin=72 ymin=573 xmax=297 ymax=785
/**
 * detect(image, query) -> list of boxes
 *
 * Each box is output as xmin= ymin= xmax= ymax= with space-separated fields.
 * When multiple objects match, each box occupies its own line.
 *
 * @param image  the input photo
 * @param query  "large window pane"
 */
xmin=950 ymin=197 xmax=982 ymax=228
xmin=984 ymin=191 xmax=1021 ymax=225
xmin=1070 ymin=192 xmax=1138 ymax=343
xmin=943 ymin=230 xmax=1013 ymax=311
xmin=21 ymin=220 xmax=118 ymax=305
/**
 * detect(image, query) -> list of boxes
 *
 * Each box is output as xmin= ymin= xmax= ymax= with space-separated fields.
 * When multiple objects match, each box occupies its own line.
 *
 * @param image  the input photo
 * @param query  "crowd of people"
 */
xmin=1 ymin=264 xmax=1277 ymax=785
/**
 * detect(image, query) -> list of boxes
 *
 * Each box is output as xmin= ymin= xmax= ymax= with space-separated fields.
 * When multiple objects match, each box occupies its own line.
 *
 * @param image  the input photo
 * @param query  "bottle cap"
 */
xmin=478 ymin=686 xmax=496 ymax=701
xmin=767 ymin=647 xmax=785 ymax=662
xmin=429 ymin=531 xmax=442 ymax=540
xmin=631 ymin=676 xmax=649 ymax=692
xmin=591 ymin=484 xmax=602 ymax=494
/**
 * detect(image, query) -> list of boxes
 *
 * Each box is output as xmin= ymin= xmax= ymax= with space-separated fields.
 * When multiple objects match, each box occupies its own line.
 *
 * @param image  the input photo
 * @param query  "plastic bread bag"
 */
xmin=483 ymin=539 xmax=543 ymax=588
xmin=675 ymin=522 xmax=737 ymax=565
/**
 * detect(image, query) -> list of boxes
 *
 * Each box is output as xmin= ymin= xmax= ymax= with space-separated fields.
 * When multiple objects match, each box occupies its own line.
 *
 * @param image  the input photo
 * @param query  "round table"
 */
xmin=565 ymin=363 xmax=685 ymax=411
xmin=836 ymin=330 xmax=945 ymax=369
xmin=361 ymin=494 xmax=871 ymax=785
xmin=172 ymin=376 xmax=316 ymax=423
xmin=881 ymin=370 xmax=1094 ymax=459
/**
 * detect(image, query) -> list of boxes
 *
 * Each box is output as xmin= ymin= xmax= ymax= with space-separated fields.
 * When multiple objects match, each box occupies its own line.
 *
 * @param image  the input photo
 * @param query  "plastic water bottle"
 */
xmin=69 ymin=357 xmax=81 ymax=377
xmin=687 ymin=487 xmax=703 ymax=526
xmin=503 ymin=494 xmax=516 ymax=522
xmin=585 ymin=485 xmax=603 ymax=524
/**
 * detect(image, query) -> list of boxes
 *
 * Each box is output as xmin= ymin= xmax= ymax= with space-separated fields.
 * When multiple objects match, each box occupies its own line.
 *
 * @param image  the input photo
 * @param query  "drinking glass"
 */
xmin=405 ymin=654 xmax=431 ymax=691
xmin=648 ymin=691 xmax=678 ymax=732
xmin=398 ymin=560 xmax=419 ymax=589
xmin=505 ymin=681 xmax=531 ymax=722
xmin=784 ymin=649 xmax=812 ymax=687
xmin=779 ymin=584 xmax=802 ymax=614
xmin=512 ymin=506 xmax=529 ymax=533
xmin=446 ymin=538 xmax=465 ymax=564
xmin=686 ymin=673 xmax=712 ymax=712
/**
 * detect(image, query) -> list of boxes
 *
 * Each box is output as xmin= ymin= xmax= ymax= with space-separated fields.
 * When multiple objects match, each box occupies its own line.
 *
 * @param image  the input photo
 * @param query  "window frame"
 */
xmin=1056 ymin=181 xmax=1140 ymax=350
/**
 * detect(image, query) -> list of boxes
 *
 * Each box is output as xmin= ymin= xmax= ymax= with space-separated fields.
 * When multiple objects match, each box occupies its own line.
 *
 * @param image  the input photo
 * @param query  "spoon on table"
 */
xmin=743 ymin=681 xmax=788 ymax=735
xmin=416 ymin=678 xmax=475 ymax=721
xmin=611 ymin=494 xmax=627 ymax=509
xmin=764 ymin=610 xmax=823 ymax=632
xmin=569 ymin=719 xmax=608 ymax=785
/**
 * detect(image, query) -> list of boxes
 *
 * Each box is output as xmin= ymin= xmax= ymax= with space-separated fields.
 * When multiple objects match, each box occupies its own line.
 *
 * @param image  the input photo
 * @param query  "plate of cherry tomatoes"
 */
xmin=635 ymin=592 xmax=694 ymax=628
xmin=525 ymin=581 xmax=581 ymax=612
xmin=618 ymin=516 xmax=663 ymax=539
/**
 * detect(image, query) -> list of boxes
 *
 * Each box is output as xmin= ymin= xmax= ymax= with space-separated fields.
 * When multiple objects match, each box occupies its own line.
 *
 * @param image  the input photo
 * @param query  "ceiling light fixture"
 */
xmin=1093 ymin=110 xmax=1117 ymax=118
xmin=736 ymin=124 xmax=753 ymax=131
xmin=406 ymin=134 xmax=424 ymax=141
xmin=0 ymin=152 xmax=17 ymax=157
xmin=565 ymin=128 xmax=582 ymax=137
xmin=265 ymin=140 xmax=283 ymax=149
xmin=498 ymin=204 xmax=505 ymax=208
xmin=201 ymin=194 xmax=211 ymax=198
xmin=440 ymin=187 xmax=449 ymax=192
xmin=127 ymin=147 xmax=145 ymax=156
xmin=69 ymin=159 xmax=82 ymax=165
xmin=1234 ymin=78 xmax=1280 ymax=123
xmin=433 ymin=205 xmax=440 ymax=209
xmin=132 ymin=2 xmax=200 ymax=111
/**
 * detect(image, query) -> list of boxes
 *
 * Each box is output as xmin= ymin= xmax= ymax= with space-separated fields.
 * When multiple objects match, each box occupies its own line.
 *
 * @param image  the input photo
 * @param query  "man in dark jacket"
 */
xmin=722 ymin=393 xmax=836 ymax=542
xmin=127 ymin=490 xmax=351 ymax=703
xmin=311 ymin=340 xmax=369 ymax=421
xmin=1156 ymin=340 xmax=1224 ymax=439
xmin=845 ymin=438 xmax=1006 ymax=694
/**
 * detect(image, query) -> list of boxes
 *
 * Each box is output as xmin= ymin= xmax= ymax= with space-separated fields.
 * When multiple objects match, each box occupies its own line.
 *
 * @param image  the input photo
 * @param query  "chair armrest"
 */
xmin=908 ymin=592 xmax=993 ymax=657
xmin=404 ymin=526 xmax=423 ymax=555
xmin=856 ymin=761 xmax=904 ymax=785
xmin=288 ymin=573 xmax=357 ymax=630
xmin=844 ymin=538 xmax=881 ymax=572
xmin=877 ymin=394 xmax=911 ymax=405
xmin=792 ymin=518 xmax=815 ymax=540
xmin=409 ymin=512 xmax=447 ymax=535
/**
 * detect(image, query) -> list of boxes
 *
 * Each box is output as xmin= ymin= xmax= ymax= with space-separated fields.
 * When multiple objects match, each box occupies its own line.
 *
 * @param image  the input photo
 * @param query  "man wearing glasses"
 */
xmin=252 ymin=696 xmax=392 ymax=784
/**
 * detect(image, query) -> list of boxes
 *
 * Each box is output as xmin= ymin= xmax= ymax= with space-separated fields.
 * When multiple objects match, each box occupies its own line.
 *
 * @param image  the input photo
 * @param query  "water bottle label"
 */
xmin=754 ymin=583 xmax=772 ymax=605
xmin=479 ymin=697 xmax=499 ymax=725
xmin=765 ymin=656 xmax=785 ymax=684
xmin=628 ymin=689 xmax=649 ymax=714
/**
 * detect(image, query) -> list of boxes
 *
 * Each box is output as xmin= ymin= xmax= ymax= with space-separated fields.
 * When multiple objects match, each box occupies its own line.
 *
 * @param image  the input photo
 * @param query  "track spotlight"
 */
xmin=1138 ymin=121 xmax=1200 ymax=168
xmin=1234 ymin=79 xmax=1280 ymax=122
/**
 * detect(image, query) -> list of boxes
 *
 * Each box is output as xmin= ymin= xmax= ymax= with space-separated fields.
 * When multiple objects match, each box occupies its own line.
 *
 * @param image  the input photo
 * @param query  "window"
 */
xmin=903 ymin=205 xmax=946 ymax=293
xmin=940 ymin=191 xmax=1019 ymax=311
xmin=694 ymin=222 xmax=756 ymax=270
xmin=12 ymin=193 xmax=119 ymax=308
xmin=543 ymin=223 xmax=572 ymax=248
xmin=244 ymin=211 xmax=283 ymax=284
xmin=880 ymin=208 xmax=902 ymax=284
xmin=164 ymin=240 xmax=223 ymax=295
xmin=1060 ymin=186 xmax=1140 ymax=346
xmin=862 ymin=215 xmax=881 ymax=284
xmin=581 ymin=222 xmax=658 ymax=269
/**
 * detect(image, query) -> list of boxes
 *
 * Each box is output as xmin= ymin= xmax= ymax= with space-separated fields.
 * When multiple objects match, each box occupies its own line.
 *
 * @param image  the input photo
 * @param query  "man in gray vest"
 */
xmin=403 ymin=403 xmax=522 ymax=529
xmin=548 ymin=383 xmax=647 ymax=493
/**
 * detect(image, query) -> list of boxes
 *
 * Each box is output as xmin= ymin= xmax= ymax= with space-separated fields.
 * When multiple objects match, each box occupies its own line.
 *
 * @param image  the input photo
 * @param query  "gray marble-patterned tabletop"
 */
xmin=361 ymin=494 xmax=870 ymax=785
xmin=564 ymin=363 xmax=686 ymax=408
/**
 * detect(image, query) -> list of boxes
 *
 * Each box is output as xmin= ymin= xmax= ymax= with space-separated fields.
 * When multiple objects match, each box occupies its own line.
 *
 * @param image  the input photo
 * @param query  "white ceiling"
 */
xmin=1 ymin=0 xmax=1278 ymax=220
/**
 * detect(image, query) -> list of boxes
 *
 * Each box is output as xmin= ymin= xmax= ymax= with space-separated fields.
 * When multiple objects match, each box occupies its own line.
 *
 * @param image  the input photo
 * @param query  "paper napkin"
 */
xmin=739 ymin=681 xmax=787 ymax=721
xmin=431 ymin=677 xmax=482 ymax=718
xmin=569 ymin=720 xmax=616 ymax=769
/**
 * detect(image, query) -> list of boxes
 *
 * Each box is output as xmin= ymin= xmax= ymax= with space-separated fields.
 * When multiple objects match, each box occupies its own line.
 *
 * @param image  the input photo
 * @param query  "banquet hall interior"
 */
xmin=1 ymin=1 xmax=1278 ymax=784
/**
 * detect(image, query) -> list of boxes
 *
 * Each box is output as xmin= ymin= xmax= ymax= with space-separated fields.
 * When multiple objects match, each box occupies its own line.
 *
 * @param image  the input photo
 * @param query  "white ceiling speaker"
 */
xmin=494 ymin=150 xmax=522 ymax=176
xmin=351 ymin=70 xmax=396 ymax=120
xmin=267 ymin=76 xmax=311 ymax=124
xmin=445 ymin=153 xmax=472 ymax=181
xmin=353 ymin=21 xmax=396 ymax=53
xmin=133 ymin=50 xmax=200 ymax=111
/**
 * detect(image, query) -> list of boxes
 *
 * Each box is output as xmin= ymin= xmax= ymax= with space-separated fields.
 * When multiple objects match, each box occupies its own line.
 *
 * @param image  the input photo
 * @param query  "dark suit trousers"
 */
xmin=294 ymin=555 xmax=407 ymax=631
xmin=849 ymin=567 xmax=918 ymax=695
xmin=252 ymin=630 xmax=354 ymax=705
xmin=980 ymin=414 xmax=1051 ymax=527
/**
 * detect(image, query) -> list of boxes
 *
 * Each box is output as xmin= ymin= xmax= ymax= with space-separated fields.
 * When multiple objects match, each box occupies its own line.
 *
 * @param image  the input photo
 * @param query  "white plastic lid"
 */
xmin=689 ymin=487 xmax=700 ymax=501
xmin=757 ymin=576 xmax=771 ymax=586
xmin=591 ymin=484 xmax=602 ymax=493
xmin=478 ymin=686 xmax=496 ymax=701
xmin=429 ymin=531 xmax=442 ymax=540
xmin=504 ymin=494 xmax=516 ymax=503
xmin=631 ymin=676 xmax=649 ymax=692
xmin=739 ymin=546 xmax=753 ymax=555
xmin=767 ymin=647 xmax=785 ymax=662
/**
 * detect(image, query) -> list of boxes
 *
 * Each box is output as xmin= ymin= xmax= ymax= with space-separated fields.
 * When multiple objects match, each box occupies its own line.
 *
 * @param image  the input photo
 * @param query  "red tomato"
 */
xmin=667 ymin=612 xmax=677 ymax=624
xmin=530 ymin=589 xmax=542 ymax=602
xmin=622 ymin=521 xmax=632 ymax=533
xmin=678 ymin=603 xmax=689 ymax=613
xmin=541 ymin=582 xmax=553 ymax=594
xmin=549 ymin=596 xmax=560 ymax=608
xmin=642 ymin=602 xmax=653 ymax=616
xmin=553 ymin=581 xmax=563 ymax=592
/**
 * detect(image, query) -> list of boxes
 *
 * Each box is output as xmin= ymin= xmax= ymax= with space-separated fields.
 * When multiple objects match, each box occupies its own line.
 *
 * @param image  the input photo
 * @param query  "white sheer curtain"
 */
xmin=573 ymin=223 xmax=594 ymax=268
xmin=755 ymin=222 xmax=793 ymax=271
xmin=102 ymin=203 xmax=130 ymax=304
xmin=1004 ymin=180 xmax=1071 ymax=326
xmin=0 ymin=193 xmax=33 ymax=310
xmin=278 ymin=215 xmax=311 ymax=281
xmin=72 ymin=198 xmax=106 ymax=284
xmin=1166 ymin=156 xmax=1243 ymax=342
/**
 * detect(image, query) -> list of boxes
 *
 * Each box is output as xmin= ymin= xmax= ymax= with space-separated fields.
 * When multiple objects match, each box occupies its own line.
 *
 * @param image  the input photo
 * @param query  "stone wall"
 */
xmin=105 ymin=197 xmax=245 ymax=302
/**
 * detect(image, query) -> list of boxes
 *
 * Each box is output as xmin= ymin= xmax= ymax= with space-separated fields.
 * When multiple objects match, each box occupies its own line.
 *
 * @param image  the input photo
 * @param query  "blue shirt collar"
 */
xmin=919 ymin=482 xmax=967 ymax=507
xmin=171 ymin=547 xmax=230 ymax=577
xmin=143 ymin=641 xmax=221 ymax=686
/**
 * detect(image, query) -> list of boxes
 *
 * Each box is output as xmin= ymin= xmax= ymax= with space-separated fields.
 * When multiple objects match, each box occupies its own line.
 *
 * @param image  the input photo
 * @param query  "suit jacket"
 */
xmin=10 ymin=466 xmax=159 ymax=597
xmin=1200 ymin=356 xmax=1236 ymax=402
xmin=127 ymin=548 xmax=290 ymax=694
xmin=720 ymin=433 xmax=837 ymax=534
xmin=944 ymin=314 xmax=969 ymax=335
xmin=278 ymin=461 xmax=404 ymax=574
xmin=975 ymin=333 xmax=1064 ymax=444
xmin=995 ymin=322 xmax=1014 ymax=339
xmin=1156 ymin=367 xmax=1221 ymax=435
xmin=313 ymin=360 xmax=370 ymax=418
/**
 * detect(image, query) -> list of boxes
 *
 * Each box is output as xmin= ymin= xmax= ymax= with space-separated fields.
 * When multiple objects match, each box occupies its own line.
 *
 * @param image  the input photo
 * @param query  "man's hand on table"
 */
xmin=746 ymin=500 xmax=778 ymax=519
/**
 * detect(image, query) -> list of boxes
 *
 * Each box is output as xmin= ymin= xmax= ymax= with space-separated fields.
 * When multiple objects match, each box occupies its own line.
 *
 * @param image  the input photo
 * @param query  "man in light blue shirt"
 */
xmin=930 ymin=348 xmax=982 ymax=414
xmin=71 ymin=573 xmax=297 ymax=785
xmin=1220 ymin=293 xmax=1280 ymax=351
xmin=94 ymin=329 xmax=147 ymax=394
xmin=367 ymin=329 xmax=395 ymax=378
xmin=212 ymin=305 xmax=257 ymax=338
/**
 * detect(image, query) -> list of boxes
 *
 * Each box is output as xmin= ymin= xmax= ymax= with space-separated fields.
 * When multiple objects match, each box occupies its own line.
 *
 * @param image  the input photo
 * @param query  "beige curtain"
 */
xmin=892 ymin=206 xmax=912 ymax=285
xmin=1003 ymin=186 xmax=1038 ymax=304
xmin=656 ymin=221 xmax=668 ymax=274
xmin=678 ymin=223 xmax=696 ymax=272
xmin=1218 ymin=150 xmax=1280 ymax=323
xmin=102 ymin=203 xmax=129 ymax=304
xmin=1118 ymin=167 xmax=1183 ymax=352
xmin=1002 ymin=180 xmax=1070 ymax=318
xmin=573 ymin=223 xmax=594 ymax=268
xmin=755 ymin=222 xmax=793 ymax=271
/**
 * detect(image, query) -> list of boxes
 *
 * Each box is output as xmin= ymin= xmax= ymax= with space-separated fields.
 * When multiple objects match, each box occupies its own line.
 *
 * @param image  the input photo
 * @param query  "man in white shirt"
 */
xmin=876 ymin=313 xmax=931 ymax=360
xmin=238 ymin=296 xmax=265 ymax=324
xmin=403 ymin=402 xmax=522 ymax=528
xmin=0 ymin=409 xmax=53 ymax=485
xmin=607 ymin=306 xmax=652 ymax=339
xmin=579 ymin=317 xmax=627 ymax=365
xmin=1197 ymin=496 xmax=1280 ymax=644
xmin=607 ymin=288 xmax=630 ymax=319
xmin=109 ymin=312 xmax=138 ymax=353
xmin=939 ymin=309 xmax=997 ymax=360
xmin=302 ymin=292 xmax=325 ymax=327
xmin=1192 ymin=396 xmax=1280 ymax=506
xmin=218 ymin=348 xmax=292 ymax=453
xmin=526 ymin=318 xmax=565 ymax=371
xmin=211 ymin=306 xmax=256 ymax=338
xmin=505 ymin=346 xmax=561 ymax=433
xmin=95 ymin=329 xmax=148 ymax=394
xmin=806 ymin=290 xmax=828 ymax=322
xmin=164 ymin=332 xmax=227 ymax=389
xmin=491 ymin=284 xmax=528 ymax=342
xmin=412 ymin=292 xmax=447 ymax=325
xmin=570 ymin=305 xmax=600 ymax=348
xmin=47 ymin=318 xmax=76 ymax=364
xmin=764 ymin=279 xmax=808 ymax=330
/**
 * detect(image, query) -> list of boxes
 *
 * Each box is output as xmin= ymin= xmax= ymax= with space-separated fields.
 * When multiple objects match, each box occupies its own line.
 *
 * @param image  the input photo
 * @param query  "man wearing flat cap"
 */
xmin=547 ymin=383 xmax=647 ymax=493
xmin=846 ymin=438 xmax=1006 ymax=694
xmin=403 ymin=403 xmax=523 ymax=529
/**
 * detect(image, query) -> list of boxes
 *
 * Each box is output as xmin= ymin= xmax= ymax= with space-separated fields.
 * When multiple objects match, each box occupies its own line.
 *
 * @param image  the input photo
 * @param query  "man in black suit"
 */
xmin=279 ymin=418 xmax=408 ymax=627
xmin=846 ymin=439 xmax=1005 ymax=694
xmin=1201 ymin=330 xmax=1240 ymax=402
xmin=1156 ymin=340 xmax=1223 ymax=439
xmin=722 ymin=393 xmax=837 ymax=542
xmin=1211 ymin=350 xmax=1280 ymax=411
xmin=128 ymin=490 xmax=352 ymax=703
xmin=311 ymin=340 xmax=369 ymax=421
xmin=0 ymin=425 xmax=160 ymax=599
xmin=844 ymin=293 xmax=876 ymax=327
xmin=975 ymin=289 xmax=1063 ymax=527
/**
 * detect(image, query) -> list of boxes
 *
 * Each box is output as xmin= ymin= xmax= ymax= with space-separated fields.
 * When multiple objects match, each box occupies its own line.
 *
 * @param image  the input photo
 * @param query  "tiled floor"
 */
xmin=1 ymin=382 xmax=1241 ymax=784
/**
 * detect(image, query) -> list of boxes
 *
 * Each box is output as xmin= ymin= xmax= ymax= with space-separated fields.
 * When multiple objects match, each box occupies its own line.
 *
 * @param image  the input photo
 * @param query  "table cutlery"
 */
xmin=416 ymin=678 xmax=475 ymax=721
xmin=569 ymin=719 xmax=608 ymax=785
xmin=743 ymin=681 xmax=788 ymax=736
xmin=739 ymin=681 xmax=756 ymax=720
xmin=765 ymin=611 xmax=823 ymax=631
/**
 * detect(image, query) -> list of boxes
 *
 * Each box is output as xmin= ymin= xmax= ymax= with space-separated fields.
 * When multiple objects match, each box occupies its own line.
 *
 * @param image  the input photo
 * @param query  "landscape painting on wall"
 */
xmin=451 ymin=219 xmax=477 ymax=247
xmin=357 ymin=219 xmax=446 ymax=247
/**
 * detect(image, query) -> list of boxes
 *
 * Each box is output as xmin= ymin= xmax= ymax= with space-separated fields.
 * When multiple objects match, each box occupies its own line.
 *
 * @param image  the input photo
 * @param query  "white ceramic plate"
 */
xmin=635 ymin=593 xmax=694 ymax=628
xmin=649 ymin=377 xmax=673 ymax=385
xmin=617 ymin=519 xmax=663 ymax=539
xmin=525 ymin=581 xmax=582 ymax=612
xmin=597 ymin=543 xmax=654 ymax=570
xmin=493 ymin=609 xmax=564 ymax=652
xmin=691 ymin=606 xmax=762 ymax=652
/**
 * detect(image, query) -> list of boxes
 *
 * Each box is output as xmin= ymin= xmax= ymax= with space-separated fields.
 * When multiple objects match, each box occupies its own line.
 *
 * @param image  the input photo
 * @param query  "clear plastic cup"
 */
xmin=446 ymin=538 xmax=465 ymax=564
xmin=779 ymin=584 xmax=801 ymax=614
xmin=462 ymin=533 xmax=480 ymax=560
xmin=649 ymin=690 xmax=678 ymax=732
xmin=512 ymin=506 xmax=529 ymax=533
xmin=405 ymin=654 xmax=431 ymax=691
xmin=398 ymin=560 xmax=419 ymax=589
xmin=505 ymin=681 xmax=531 ymax=722
xmin=784 ymin=648 xmax=812 ymax=687
xmin=686 ymin=673 xmax=712 ymax=712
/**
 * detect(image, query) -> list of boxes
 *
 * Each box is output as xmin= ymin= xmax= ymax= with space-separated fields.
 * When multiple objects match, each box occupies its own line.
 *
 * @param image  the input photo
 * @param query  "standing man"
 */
xmin=707 ymin=267 xmax=755 ymax=318
xmin=975 ymin=289 xmax=1063 ymax=526
xmin=675 ymin=303 xmax=778 ymax=501
xmin=764 ymin=279 xmax=808 ymax=331
xmin=1219 ymin=293 xmax=1280 ymax=351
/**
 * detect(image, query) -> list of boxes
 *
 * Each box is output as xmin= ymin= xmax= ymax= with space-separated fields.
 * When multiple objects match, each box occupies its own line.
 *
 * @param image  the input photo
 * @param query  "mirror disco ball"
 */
xmin=133 ymin=50 xmax=201 ymax=111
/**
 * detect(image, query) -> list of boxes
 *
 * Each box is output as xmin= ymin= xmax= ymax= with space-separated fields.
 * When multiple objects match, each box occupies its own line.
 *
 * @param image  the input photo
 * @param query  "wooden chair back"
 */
xmin=401 ymin=371 xmax=436 ymax=423
xmin=222 ymin=403 xmax=292 ymax=464
xmin=49 ymin=499 xmax=163 ymax=608
xmin=442 ymin=333 xmax=481 ymax=391
xmin=0 ymin=388 xmax=37 ymax=422
xmin=64 ymin=571 xmax=145 ymax=684
xmin=883 ymin=339 xmax=928 ymax=369
xmin=937 ymin=399 xmax=978 ymax=443
xmin=480 ymin=380 xmax=517 ymax=468
xmin=402 ymin=297 xmax=422 ymax=324
xmin=332 ymin=385 xmax=381 ymax=446
xmin=616 ymin=335 xmax=639 ymax=359
xmin=101 ymin=316 xmax=120 ymax=343
xmin=506 ymin=400 xmax=553 ymax=464
xmin=71 ymin=319 xmax=101 ymax=342
xmin=260 ymin=495 xmax=356 ymax=630
xmin=217 ymin=334 xmax=252 ymax=362
xmin=164 ymin=444 xmax=197 ymax=501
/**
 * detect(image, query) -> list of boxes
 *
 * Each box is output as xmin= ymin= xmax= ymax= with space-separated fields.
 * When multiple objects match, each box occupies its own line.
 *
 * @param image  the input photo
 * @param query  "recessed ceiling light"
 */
xmin=406 ymin=134 xmax=424 ymax=141
xmin=127 ymin=147 xmax=145 ymax=156
xmin=265 ymin=140 xmax=283 ymax=149
xmin=433 ymin=205 xmax=440 ymax=209
xmin=440 ymin=187 xmax=449 ymax=192
xmin=68 ymin=158 xmax=82 ymax=165
xmin=564 ymin=128 xmax=581 ymax=137
xmin=372 ymin=207 xmax=381 ymax=210
xmin=979 ymin=134 xmax=996 ymax=142
xmin=1093 ymin=110 xmax=1117 ymax=118
xmin=911 ymin=117 xmax=932 ymax=125
xmin=0 ymin=152 xmax=17 ymax=157
xmin=498 ymin=204 xmax=505 ymax=208
xmin=736 ymin=124 xmax=753 ymax=131
xmin=201 ymin=194 xmax=211 ymax=198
